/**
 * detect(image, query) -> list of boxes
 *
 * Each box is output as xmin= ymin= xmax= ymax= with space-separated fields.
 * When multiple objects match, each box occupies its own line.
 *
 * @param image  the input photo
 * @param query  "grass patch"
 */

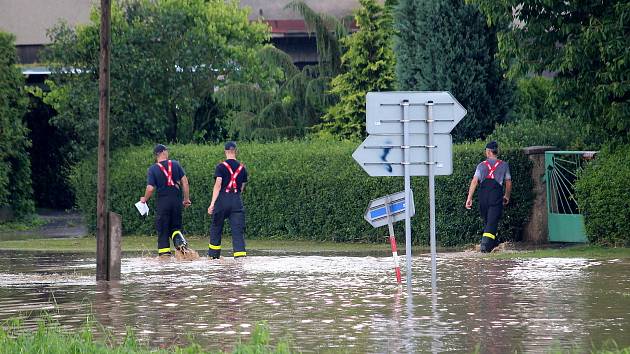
xmin=0 ymin=235 xmax=431 ymax=255
xmin=486 ymin=244 xmax=630 ymax=260
xmin=0 ymin=317 xmax=292 ymax=353
xmin=0 ymin=215 xmax=46 ymax=233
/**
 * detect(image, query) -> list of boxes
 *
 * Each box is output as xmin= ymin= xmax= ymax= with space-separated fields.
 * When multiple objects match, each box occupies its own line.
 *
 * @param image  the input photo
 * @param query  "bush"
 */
xmin=575 ymin=145 xmax=630 ymax=247
xmin=0 ymin=31 xmax=34 ymax=217
xmin=489 ymin=116 xmax=592 ymax=150
xmin=71 ymin=140 xmax=532 ymax=246
xmin=508 ymin=76 xmax=556 ymax=123
xmin=489 ymin=76 xmax=598 ymax=150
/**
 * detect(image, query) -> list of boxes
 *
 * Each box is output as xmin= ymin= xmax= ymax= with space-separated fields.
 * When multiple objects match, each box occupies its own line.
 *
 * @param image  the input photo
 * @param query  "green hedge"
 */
xmin=70 ymin=140 xmax=532 ymax=246
xmin=576 ymin=145 xmax=630 ymax=247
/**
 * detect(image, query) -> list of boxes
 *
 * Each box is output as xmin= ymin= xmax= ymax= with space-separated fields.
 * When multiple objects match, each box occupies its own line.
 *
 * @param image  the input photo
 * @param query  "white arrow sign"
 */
xmin=352 ymin=134 xmax=453 ymax=176
xmin=366 ymin=91 xmax=467 ymax=135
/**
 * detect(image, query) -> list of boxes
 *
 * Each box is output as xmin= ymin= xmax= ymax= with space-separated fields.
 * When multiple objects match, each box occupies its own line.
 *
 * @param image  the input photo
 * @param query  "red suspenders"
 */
xmin=156 ymin=160 xmax=175 ymax=186
xmin=221 ymin=161 xmax=244 ymax=193
xmin=482 ymin=160 xmax=501 ymax=180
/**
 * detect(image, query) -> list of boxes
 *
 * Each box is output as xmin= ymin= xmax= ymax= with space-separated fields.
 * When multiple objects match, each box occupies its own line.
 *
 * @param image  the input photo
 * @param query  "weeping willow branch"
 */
xmin=258 ymin=45 xmax=300 ymax=79
xmin=226 ymin=110 xmax=257 ymax=139
xmin=214 ymin=83 xmax=272 ymax=113
xmin=285 ymin=0 xmax=347 ymax=77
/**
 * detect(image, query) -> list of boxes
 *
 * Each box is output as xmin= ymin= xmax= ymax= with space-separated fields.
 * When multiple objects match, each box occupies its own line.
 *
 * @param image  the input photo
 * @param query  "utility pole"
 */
xmin=96 ymin=0 xmax=112 ymax=281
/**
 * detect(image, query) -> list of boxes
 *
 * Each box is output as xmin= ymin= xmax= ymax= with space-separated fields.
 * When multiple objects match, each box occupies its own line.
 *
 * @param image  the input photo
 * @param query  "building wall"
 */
xmin=0 ymin=0 xmax=94 ymax=45
xmin=0 ymin=0 xmax=363 ymax=64
xmin=241 ymin=0 xmax=360 ymax=20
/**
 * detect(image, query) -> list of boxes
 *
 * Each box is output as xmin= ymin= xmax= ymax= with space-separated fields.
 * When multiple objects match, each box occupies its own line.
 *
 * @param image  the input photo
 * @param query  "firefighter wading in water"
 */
xmin=139 ymin=144 xmax=192 ymax=256
xmin=465 ymin=141 xmax=512 ymax=252
xmin=207 ymin=141 xmax=248 ymax=259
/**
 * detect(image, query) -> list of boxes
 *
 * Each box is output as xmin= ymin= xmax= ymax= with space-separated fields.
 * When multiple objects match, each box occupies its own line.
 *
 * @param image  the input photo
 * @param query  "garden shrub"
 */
xmin=71 ymin=140 xmax=532 ymax=246
xmin=489 ymin=76 xmax=598 ymax=150
xmin=0 ymin=32 xmax=34 ymax=218
xmin=575 ymin=144 xmax=630 ymax=247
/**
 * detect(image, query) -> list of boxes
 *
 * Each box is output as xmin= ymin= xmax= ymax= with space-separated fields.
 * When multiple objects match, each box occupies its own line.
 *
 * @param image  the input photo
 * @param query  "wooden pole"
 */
xmin=96 ymin=0 xmax=111 ymax=281
xmin=108 ymin=212 xmax=122 ymax=280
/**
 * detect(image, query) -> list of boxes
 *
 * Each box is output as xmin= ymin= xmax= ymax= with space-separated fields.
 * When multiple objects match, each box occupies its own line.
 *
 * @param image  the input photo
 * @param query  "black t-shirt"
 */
xmin=214 ymin=159 xmax=248 ymax=192
xmin=147 ymin=159 xmax=186 ymax=195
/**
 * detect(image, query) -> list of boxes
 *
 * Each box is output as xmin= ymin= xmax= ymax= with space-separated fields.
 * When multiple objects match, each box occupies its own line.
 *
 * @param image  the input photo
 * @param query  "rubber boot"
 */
xmin=480 ymin=236 xmax=496 ymax=253
xmin=171 ymin=230 xmax=188 ymax=250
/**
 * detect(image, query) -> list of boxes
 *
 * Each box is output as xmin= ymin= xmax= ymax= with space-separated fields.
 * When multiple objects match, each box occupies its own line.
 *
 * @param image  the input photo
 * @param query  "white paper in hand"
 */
xmin=135 ymin=201 xmax=149 ymax=216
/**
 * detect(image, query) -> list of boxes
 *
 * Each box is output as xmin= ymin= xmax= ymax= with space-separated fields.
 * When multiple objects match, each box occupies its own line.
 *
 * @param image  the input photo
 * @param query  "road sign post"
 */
xmin=354 ymin=91 xmax=467 ymax=287
xmin=426 ymin=101 xmax=437 ymax=288
xmin=385 ymin=195 xmax=402 ymax=284
xmin=401 ymin=100 xmax=412 ymax=286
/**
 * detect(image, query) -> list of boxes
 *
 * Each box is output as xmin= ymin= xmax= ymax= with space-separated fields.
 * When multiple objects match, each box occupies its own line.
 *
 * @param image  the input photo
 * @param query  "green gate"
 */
xmin=545 ymin=151 xmax=596 ymax=243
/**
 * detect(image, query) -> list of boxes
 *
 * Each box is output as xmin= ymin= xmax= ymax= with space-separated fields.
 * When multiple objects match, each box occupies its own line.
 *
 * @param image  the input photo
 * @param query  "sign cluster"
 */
xmin=353 ymin=91 xmax=466 ymax=176
xmin=353 ymin=91 xmax=467 ymax=285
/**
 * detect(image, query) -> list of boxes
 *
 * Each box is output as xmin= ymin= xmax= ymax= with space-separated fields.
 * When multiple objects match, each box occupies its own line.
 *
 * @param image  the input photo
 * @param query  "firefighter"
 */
xmin=465 ymin=141 xmax=512 ymax=252
xmin=139 ymin=144 xmax=191 ymax=256
xmin=207 ymin=141 xmax=248 ymax=259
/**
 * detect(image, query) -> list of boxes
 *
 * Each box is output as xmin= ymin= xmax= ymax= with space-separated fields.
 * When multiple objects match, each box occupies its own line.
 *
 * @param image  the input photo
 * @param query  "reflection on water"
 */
xmin=0 ymin=251 xmax=629 ymax=352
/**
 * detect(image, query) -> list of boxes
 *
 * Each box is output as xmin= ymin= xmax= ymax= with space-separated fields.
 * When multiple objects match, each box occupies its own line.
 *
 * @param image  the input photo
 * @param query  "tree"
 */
xmin=215 ymin=1 xmax=350 ymax=141
xmin=395 ymin=0 xmax=513 ymax=142
xmin=319 ymin=0 xmax=397 ymax=139
xmin=469 ymin=0 xmax=630 ymax=144
xmin=285 ymin=0 xmax=348 ymax=78
xmin=215 ymin=45 xmax=336 ymax=140
xmin=38 ymin=0 xmax=269 ymax=161
xmin=0 ymin=32 xmax=34 ymax=217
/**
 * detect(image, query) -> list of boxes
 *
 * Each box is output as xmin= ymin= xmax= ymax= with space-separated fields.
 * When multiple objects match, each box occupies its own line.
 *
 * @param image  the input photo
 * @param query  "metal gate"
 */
xmin=545 ymin=151 xmax=596 ymax=243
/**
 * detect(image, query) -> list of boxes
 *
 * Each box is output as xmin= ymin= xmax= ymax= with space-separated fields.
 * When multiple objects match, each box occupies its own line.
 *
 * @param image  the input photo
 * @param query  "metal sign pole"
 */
xmin=427 ymin=101 xmax=437 ymax=288
xmin=401 ymin=100 xmax=412 ymax=286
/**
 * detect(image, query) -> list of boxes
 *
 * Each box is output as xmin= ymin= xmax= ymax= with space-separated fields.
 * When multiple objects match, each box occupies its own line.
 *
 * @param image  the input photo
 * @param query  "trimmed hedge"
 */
xmin=576 ymin=145 xmax=630 ymax=247
xmin=70 ymin=140 xmax=532 ymax=246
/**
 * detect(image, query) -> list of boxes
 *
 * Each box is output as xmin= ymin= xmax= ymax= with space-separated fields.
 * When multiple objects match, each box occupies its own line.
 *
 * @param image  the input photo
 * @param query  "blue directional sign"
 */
xmin=369 ymin=200 xmax=406 ymax=220
xmin=364 ymin=190 xmax=415 ymax=228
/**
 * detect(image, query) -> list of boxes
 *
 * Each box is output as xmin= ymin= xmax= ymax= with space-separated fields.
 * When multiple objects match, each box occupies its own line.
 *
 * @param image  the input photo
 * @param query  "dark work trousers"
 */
xmin=478 ymin=179 xmax=503 ymax=253
xmin=209 ymin=192 xmax=246 ymax=258
xmin=155 ymin=190 xmax=183 ymax=255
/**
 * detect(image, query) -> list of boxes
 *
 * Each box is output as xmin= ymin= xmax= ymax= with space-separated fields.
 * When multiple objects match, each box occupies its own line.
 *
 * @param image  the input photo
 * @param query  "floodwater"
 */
xmin=0 ymin=250 xmax=628 ymax=353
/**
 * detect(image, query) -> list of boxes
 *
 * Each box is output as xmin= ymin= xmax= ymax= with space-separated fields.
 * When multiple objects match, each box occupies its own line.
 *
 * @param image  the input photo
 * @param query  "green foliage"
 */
xmin=319 ymin=0 xmax=396 ymax=139
xmin=216 ymin=48 xmax=336 ymax=140
xmin=490 ymin=76 xmax=601 ymax=149
xmin=0 ymin=32 xmax=34 ymax=217
xmin=394 ymin=0 xmax=513 ymax=142
xmin=215 ymin=2 xmax=348 ymax=141
xmin=39 ymin=0 xmax=270 ymax=162
xmin=71 ymin=140 xmax=532 ymax=246
xmin=285 ymin=0 xmax=347 ymax=77
xmin=489 ymin=116 xmax=591 ymax=151
xmin=576 ymin=145 xmax=630 ymax=247
xmin=470 ymin=0 xmax=630 ymax=144
xmin=509 ymin=76 xmax=557 ymax=123
xmin=0 ymin=318 xmax=292 ymax=353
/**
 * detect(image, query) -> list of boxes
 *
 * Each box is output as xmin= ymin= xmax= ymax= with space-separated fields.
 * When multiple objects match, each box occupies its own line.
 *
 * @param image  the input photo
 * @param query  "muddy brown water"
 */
xmin=0 ymin=250 xmax=628 ymax=353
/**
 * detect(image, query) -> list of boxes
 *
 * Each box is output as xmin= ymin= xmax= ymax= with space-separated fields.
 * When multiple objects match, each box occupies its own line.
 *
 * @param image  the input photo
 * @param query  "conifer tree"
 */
xmin=394 ymin=0 xmax=512 ymax=142
xmin=319 ymin=0 xmax=397 ymax=139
